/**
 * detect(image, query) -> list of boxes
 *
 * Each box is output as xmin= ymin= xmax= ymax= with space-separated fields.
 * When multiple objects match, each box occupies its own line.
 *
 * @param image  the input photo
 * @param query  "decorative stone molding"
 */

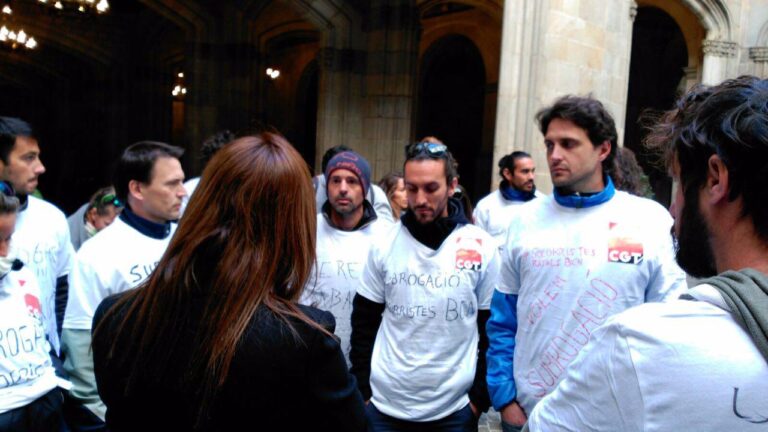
xmin=749 ymin=47 xmax=768 ymax=63
xmin=702 ymin=39 xmax=738 ymax=58
xmin=629 ymin=1 xmax=638 ymax=21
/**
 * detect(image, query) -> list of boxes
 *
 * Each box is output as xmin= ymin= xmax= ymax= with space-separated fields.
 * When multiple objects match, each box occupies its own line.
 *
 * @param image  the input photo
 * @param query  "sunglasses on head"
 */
xmin=406 ymin=141 xmax=448 ymax=158
xmin=97 ymin=193 xmax=123 ymax=208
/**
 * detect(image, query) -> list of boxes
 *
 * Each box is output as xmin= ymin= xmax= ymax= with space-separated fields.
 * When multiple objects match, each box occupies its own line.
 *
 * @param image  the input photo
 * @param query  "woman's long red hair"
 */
xmin=94 ymin=133 xmax=320 ymax=427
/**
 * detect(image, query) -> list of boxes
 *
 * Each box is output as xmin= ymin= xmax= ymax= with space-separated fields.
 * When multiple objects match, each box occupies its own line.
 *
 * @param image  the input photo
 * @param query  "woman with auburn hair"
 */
xmin=91 ymin=133 xmax=366 ymax=431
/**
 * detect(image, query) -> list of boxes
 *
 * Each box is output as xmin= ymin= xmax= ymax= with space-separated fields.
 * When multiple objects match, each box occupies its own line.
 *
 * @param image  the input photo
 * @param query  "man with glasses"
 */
xmin=486 ymin=96 xmax=687 ymax=432
xmin=67 ymin=187 xmax=123 ymax=251
xmin=62 ymin=141 xmax=186 ymax=431
xmin=0 ymin=116 xmax=75 ymax=356
xmin=351 ymin=141 xmax=499 ymax=431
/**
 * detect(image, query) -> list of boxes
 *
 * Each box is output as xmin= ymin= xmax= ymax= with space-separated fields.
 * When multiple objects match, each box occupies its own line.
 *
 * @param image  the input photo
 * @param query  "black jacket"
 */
xmin=92 ymin=293 xmax=366 ymax=431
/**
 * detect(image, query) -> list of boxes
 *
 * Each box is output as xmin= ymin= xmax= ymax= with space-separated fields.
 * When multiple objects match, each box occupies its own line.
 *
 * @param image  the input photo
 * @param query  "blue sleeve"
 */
xmin=486 ymin=290 xmax=518 ymax=410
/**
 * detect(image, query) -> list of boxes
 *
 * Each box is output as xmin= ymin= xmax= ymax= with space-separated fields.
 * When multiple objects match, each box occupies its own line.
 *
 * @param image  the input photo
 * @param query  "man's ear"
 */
xmin=597 ymin=140 xmax=611 ymax=162
xmin=128 ymin=180 xmax=144 ymax=203
xmin=501 ymin=167 xmax=513 ymax=183
xmin=448 ymin=176 xmax=459 ymax=196
xmin=705 ymin=154 xmax=729 ymax=205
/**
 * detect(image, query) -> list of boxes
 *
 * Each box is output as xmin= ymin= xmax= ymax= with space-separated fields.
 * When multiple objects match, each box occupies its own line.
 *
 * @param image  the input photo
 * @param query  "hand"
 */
xmin=469 ymin=401 xmax=478 ymax=417
xmin=501 ymin=401 xmax=527 ymax=426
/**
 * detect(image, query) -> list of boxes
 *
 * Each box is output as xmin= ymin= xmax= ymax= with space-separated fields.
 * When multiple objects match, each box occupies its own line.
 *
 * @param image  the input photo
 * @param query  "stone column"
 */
xmin=492 ymin=0 xmax=546 ymax=190
xmin=493 ymin=0 xmax=635 ymax=193
xmin=701 ymin=39 xmax=738 ymax=85
xmin=749 ymin=47 xmax=768 ymax=78
xmin=359 ymin=0 xmax=420 ymax=179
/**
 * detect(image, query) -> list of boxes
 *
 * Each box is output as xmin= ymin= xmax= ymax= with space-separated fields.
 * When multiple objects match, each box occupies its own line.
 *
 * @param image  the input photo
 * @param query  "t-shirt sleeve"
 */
xmin=64 ymin=253 xmax=108 ymax=330
xmin=645 ymin=212 xmax=687 ymax=302
xmin=357 ymin=243 xmax=386 ymax=304
xmin=56 ymin=215 xmax=76 ymax=278
xmin=525 ymin=318 xmax=644 ymax=432
xmin=476 ymin=242 xmax=500 ymax=310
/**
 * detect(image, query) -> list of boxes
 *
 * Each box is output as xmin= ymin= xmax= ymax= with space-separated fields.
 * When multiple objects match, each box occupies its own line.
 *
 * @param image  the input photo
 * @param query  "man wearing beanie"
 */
xmin=300 ymin=150 xmax=391 ymax=365
xmin=351 ymin=141 xmax=500 ymax=431
xmin=314 ymin=145 xmax=395 ymax=223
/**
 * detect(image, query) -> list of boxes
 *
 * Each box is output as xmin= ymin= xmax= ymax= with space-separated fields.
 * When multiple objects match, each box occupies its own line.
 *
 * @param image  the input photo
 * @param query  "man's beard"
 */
xmin=673 ymin=187 xmax=717 ymax=278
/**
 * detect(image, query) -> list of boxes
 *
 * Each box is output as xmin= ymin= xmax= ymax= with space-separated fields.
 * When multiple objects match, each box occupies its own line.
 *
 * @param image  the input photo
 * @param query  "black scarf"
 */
xmin=401 ymin=198 xmax=469 ymax=250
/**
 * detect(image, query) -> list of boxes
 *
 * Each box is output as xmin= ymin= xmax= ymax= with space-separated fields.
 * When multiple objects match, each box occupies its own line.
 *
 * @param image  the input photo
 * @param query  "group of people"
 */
xmin=0 ymin=75 xmax=766 ymax=432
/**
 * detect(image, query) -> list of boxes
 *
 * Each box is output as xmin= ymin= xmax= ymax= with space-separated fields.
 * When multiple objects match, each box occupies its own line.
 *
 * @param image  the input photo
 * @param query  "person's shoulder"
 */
xmin=93 ymin=290 xmax=133 ymax=329
xmin=458 ymin=222 xmax=496 ymax=245
xmin=475 ymin=190 xmax=501 ymax=210
xmin=296 ymin=303 xmax=335 ymax=332
xmin=27 ymin=195 xmax=67 ymax=223
xmin=604 ymin=298 xmax=725 ymax=337
xmin=613 ymin=191 xmax=670 ymax=220
xmin=76 ymin=218 xmax=128 ymax=260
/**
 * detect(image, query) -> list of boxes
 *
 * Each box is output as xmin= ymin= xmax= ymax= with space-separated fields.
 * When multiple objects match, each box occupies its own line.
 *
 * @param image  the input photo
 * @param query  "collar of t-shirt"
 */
xmin=499 ymin=180 xmax=537 ymax=202
xmin=119 ymin=205 xmax=172 ymax=240
xmin=553 ymin=176 xmax=616 ymax=209
xmin=321 ymin=199 xmax=379 ymax=231
xmin=401 ymin=197 xmax=469 ymax=250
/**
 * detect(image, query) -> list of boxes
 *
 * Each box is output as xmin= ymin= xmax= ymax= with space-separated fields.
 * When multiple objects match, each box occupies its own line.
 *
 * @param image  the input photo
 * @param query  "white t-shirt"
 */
xmin=63 ymin=217 xmax=176 ymax=330
xmin=299 ymin=214 xmax=390 ymax=365
xmin=0 ymin=266 xmax=59 ymax=414
xmin=14 ymin=196 xmax=75 ymax=353
xmin=526 ymin=283 xmax=768 ymax=431
xmin=499 ymin=191 xmax=687 ymax=414
xmin=358 ymin=223 xmax=499 ymax=421
xmin=473 ymin=189 xmax=543 ymax=248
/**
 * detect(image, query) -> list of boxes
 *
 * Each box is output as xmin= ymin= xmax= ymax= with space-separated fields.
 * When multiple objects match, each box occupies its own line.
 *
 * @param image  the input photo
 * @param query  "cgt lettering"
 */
xmin=456 ymin=259 xmax=481 ymax=271
xmin=608 ymin=249 xmax=643 ymax=265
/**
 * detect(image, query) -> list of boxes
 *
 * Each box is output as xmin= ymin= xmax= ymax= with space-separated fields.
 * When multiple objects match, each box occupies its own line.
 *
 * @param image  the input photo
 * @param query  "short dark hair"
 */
xmin=0 ymin=117 xmax=35 ymax=165
xmin=646 ymin=75 xmax=768 ymax=242
xmin=403 ymin=140 xmax=459 ymax=184
xmin=498 ymin=151 xmax=532 ymax=177
xmin=536 ymin=95 xmax=618 ymax=175
xmin=201 ymin=130 xmax=236 ymax=165
xmin=321 ymin=145 xmax=352 ymax=173
xmin=0 ymin=181 xmax=19 ymax=215
xmin=114 ymin=141 xmax=184 ymax=204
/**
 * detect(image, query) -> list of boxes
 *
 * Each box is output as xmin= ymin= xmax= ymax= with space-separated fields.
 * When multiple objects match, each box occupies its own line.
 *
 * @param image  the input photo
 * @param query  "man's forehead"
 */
xmin=14 ymin=136 xmax=40 ymax=152
xmin=148 ymin=156 xmax=183 ymax=181
xmin=329 ymin=168 xmax=358 ymax=179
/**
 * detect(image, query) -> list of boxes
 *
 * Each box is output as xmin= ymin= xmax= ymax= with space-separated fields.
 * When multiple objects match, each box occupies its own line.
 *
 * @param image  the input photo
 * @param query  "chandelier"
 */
xmin=37 ymin=0 xmax=109 ymax=14
xmin=0 ymin=5 xmax=37 ymax=50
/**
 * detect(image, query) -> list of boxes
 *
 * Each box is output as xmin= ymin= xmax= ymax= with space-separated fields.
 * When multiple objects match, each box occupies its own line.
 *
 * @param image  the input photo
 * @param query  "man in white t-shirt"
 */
xmin=0 ymin=117 xmax=75 ymax=355
xmin=524 ymin=76 xmax=768 ymax=432
xmin=300 ymin=150 xmax=390 ymax=365
xmin=486 ymin=96 xmax=687 ymax=431
xmin=314 ymin=145 xmax=394 ymax=223
xmin=474 ymin=151 xmax=543 ymax=247
xmin=62 ymin=141 xmax=186 ymax=430
xmin=351 ymin=141 xmax=499 ymax=431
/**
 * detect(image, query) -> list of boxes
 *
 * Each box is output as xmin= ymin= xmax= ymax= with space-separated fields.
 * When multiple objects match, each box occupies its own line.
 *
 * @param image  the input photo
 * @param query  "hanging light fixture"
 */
xmin=171 ymin=71 xmax=187 ymax=99
xmin=37 ymin=0 xmax=109 ymax=15
xmin=0 ymin=4 xmax=37 ymax=50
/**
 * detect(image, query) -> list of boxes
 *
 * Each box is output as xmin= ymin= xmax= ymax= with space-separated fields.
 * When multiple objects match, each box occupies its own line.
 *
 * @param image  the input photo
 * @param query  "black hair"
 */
xmin=321 ymin=145 xmax=352 ymax=173
xmin=498 ymin=151 xmax=532 ymax=177
xmin=536 ymin=95 xmax=618 ymax=174
xmin=114 ymin=141 xmax=184 ymax=204
xmin=201 ymin=130 xmax=236 ymax=165
xmin=0 ymin=117 xmax=35 ymax=165
xmin=403 ymin=141 xmax=459 ymax=184
xmin=646 ymin=75 xmax=768 ymax=242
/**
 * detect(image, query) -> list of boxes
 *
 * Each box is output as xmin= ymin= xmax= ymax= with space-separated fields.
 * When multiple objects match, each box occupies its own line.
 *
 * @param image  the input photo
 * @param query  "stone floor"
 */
xmin=478 ymin=408 xmax=503 ymax=432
